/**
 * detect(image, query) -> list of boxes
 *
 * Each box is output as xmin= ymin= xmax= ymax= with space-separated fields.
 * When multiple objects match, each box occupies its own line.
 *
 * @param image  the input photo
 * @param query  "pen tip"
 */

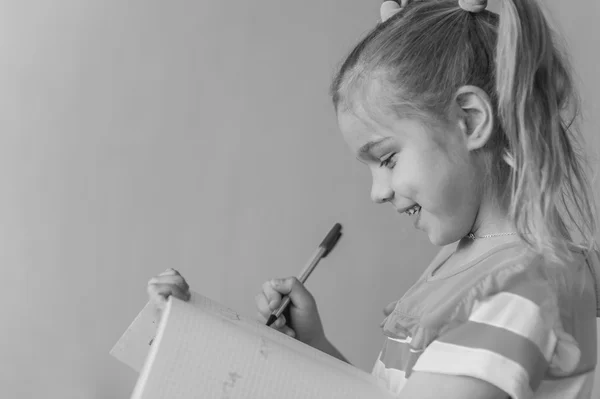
xmin=266 ymin=314 xmax=277 ymax=327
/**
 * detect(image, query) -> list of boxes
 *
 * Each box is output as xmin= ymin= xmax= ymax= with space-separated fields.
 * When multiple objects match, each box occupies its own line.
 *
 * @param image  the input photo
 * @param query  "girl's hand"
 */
xmin=255 ymin=277 xmax=327 ymax=348
xmin=383 ymin=300 xmax=397 ymax=317
xmin=146 ymin=268 xmax=191 ymax=318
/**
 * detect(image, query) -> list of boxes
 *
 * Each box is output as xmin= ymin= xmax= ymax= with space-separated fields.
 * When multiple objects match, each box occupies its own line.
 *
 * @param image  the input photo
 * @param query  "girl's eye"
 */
xmin=379 ymin=153 xmax=397 ymax=169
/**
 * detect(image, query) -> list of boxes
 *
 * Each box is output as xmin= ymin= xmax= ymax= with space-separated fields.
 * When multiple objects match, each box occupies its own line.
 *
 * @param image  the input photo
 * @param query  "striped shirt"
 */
xmin=372 ymin=242 xmax=600 ymax=398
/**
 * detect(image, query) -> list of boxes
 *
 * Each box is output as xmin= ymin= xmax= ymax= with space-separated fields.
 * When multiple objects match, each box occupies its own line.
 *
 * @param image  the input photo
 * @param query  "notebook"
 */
xmin=110 ymin=292 xmax=395 ymax=399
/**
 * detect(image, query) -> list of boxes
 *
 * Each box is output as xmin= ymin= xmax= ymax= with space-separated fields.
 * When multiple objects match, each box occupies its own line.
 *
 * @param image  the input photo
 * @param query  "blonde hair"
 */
xmin=330 ymin=0 xmax=598 ymax=263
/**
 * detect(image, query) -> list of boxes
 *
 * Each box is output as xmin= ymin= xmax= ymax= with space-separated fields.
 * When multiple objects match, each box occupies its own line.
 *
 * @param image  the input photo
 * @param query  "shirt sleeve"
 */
xmin=411 ymin=271 xmax=580 ymax=399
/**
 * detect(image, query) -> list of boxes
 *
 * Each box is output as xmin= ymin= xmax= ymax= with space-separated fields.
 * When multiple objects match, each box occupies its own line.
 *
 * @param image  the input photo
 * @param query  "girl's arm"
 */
xmin=310 ymin=335 xmax=351 ymax=364
xmin=399 ymin=372 xmax=508 ymax=399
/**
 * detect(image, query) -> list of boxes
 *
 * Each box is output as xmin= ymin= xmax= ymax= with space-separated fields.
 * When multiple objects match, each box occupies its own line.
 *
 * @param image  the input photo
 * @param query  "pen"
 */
xmin=266 ymin=223 xmax=343 ymax=327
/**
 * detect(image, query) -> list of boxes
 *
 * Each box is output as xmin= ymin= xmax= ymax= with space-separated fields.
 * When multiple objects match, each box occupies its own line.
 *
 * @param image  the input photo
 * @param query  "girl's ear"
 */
xmin=454 ymin=85 xmax=494 ymax=151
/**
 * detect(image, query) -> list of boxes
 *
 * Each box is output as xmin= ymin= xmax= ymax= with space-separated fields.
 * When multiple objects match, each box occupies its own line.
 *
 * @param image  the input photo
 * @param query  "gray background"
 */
xmin=0 ymin=0 xmax=598 ymax=398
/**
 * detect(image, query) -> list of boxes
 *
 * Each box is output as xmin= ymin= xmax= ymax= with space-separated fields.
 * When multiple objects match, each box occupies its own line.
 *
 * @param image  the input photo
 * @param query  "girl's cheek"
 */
xmin=390 ymin=172 xmax=405 ymax=193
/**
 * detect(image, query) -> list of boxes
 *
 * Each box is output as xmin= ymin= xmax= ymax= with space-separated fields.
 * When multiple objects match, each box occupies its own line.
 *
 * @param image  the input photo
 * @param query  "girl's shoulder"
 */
xmin=381 ymin=240 xmax=595 ymax=349
xmin=405 ymin=246 xmax=599 ymax=393
xmin=386 ymin=240 xmax=531 ymax=318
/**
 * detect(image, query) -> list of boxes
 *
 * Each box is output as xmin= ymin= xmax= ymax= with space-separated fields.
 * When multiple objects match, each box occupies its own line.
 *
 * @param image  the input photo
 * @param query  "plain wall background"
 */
xmin=0 ymin=1 xmax=598 ymax=398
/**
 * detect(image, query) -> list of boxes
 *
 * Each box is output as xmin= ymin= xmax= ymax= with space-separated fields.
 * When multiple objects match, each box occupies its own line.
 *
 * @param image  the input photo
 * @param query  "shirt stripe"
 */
xmin=388 ymin=336 xmax=412 ymax=344
xmin=436 ymin=321 xmax=548 ymax=390
xmin=468 ymin=292 xmax=557 ymax=361
xmin=413 ymin=341 xmax=534 ymax=399
xmin=379 ymin=337 xmax=422 ymax=375
xmin=372 ymin=357 xmax=408 ymax=395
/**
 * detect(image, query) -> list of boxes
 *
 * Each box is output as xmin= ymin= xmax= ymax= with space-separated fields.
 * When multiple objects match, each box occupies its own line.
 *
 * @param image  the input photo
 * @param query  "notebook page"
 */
xmin=110 ymin=301 xmax=159 ymax=372
xmin=111 ymin=291 xmax=376 ymax=381
xmin=110 ymin=291 xmax=268 ymax=373
xmin=188 ymin=293 xmax=379 ymax=383
xmin=131 ymin=296 xmax=395 ymax=399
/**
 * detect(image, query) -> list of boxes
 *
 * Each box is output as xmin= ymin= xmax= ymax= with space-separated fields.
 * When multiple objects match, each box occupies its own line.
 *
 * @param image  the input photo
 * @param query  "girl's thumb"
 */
xmin=271 ymin=277 xmax=314 ymax=309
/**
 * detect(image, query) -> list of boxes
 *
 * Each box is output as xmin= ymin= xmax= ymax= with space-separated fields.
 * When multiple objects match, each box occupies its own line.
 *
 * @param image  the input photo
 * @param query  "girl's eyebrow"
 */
xmin=358 ymin=137 xmax=394 ymax=156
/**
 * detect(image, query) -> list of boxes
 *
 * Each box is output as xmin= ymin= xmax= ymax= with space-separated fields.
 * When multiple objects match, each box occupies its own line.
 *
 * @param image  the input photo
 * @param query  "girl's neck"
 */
xmin=456 ymin=194 xmax=518 ymax=254
xmin=469 ymin=193 xmax=514 ymax=237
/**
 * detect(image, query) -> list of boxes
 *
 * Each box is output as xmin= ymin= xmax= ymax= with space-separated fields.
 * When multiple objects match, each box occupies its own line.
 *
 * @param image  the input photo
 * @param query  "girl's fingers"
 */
xmin=383 ymin=300 xmax=397 ymax=316
xmin=279 ymin=325 xmax=296 ymax=338
xmin=256 ymin=312 xmax=292 ymax=337
xmin=256 ymin=311 xmax=267 ymax=323
xmin=147 ymin=284 xmax=168 ymax=309
xmin=158 ymin=268 xmax=179 ymax=277
xmin=273 ymin=314 xmax=286 ymax=329
xmin=256 ymin=292 xmax=289 ymax=327
xmin=255 ymin=293 xmax=271 ymax=318
xmin=270 ymin=277 xmax=315 ymax=310
xmin=148 ymin=274 xmax=189 ymax=293
xmin=147 ymin=282 xmax=191 ymax=304
xmin=261 ymin=280 xmax=283 ymax=308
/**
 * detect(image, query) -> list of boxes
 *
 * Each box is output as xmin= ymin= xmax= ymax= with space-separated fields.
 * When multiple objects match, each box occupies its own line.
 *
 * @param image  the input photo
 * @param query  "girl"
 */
xmin=147 ymin=0 xmax=600 ymax=398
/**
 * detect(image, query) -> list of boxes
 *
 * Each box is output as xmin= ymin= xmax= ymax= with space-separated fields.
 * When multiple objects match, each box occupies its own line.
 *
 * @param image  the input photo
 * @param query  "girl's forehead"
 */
xmin=337 ymin=109 xmax=386 ymax=151
xmin=338 ymin=107 xmax=415 ymax=148
xmin=337 ymin=107 xmax=454 ymax=158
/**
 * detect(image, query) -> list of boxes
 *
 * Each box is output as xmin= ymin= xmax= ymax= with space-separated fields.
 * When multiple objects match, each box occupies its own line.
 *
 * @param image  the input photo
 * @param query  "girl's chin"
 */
xmin=427 ymin=232 xmax=452 ymax=246
xmin=412 ymin=210 xmax=458 ymax=246
xmin=419 ymin=213 xmax=459 ymax=246
xmin=429 ymin=228 xmax=469 ymax=247
xmin=429 ymin=235 xmax=450 ymax=246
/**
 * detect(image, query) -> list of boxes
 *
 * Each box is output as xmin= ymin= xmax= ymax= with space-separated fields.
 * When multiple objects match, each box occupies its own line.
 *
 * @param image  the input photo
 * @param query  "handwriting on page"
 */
xmin=259 ymin=337 xmax=270 ymax=359
xmin=221 ymin=372 xmax=243 ymax=399
xmin=190 ymin=292 xmax=241 ymax=321
xmin=219 ymin=307 xmax=241 ymax=321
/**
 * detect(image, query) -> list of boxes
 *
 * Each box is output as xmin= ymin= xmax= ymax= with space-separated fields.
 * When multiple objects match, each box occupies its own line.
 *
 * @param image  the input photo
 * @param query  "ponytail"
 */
xmin=496 ymin=1 xmax=598 ymax=262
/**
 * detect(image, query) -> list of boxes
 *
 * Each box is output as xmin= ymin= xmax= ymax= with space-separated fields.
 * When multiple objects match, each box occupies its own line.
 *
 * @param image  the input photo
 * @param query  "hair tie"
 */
xmin=380 ymin=0 xmax=409 ymax=22
xmin=458 ymin=0 xmax=487 ymax=13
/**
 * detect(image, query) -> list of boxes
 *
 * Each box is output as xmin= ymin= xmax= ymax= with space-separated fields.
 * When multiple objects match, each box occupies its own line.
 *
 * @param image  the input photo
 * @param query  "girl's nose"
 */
xmin=371 ymin=175 xmax=394 ymax=204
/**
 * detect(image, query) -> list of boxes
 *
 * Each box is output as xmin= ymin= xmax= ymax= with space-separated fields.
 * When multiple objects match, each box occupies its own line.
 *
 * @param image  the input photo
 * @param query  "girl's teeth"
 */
xmin=405 ymin=206 xmax=421 ymax=215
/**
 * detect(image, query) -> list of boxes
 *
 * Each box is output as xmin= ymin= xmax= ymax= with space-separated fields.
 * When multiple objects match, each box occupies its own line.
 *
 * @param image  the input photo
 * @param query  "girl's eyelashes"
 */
xmin=379 ymin=153 xmax=397 ymax=169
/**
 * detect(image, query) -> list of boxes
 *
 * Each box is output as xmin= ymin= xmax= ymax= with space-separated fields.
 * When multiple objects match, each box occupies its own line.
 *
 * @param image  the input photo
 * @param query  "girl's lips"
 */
xmin=397 ymin=203 xmax=420 ymax=214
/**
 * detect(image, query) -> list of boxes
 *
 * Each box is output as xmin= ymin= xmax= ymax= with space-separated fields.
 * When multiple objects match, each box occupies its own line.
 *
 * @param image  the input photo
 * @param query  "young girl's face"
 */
xmin=337 ymin=107 xmax=482 ymax=246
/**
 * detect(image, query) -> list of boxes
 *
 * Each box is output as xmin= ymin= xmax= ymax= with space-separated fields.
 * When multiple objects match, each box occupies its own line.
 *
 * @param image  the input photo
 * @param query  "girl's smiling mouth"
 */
xmin=397 ymin=204 xmax=421 ymax=216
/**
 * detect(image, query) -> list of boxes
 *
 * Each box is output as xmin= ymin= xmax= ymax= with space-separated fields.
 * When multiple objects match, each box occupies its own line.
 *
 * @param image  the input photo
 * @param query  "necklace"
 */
xmin=467 ymin=232 xmax=518 ymax=239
